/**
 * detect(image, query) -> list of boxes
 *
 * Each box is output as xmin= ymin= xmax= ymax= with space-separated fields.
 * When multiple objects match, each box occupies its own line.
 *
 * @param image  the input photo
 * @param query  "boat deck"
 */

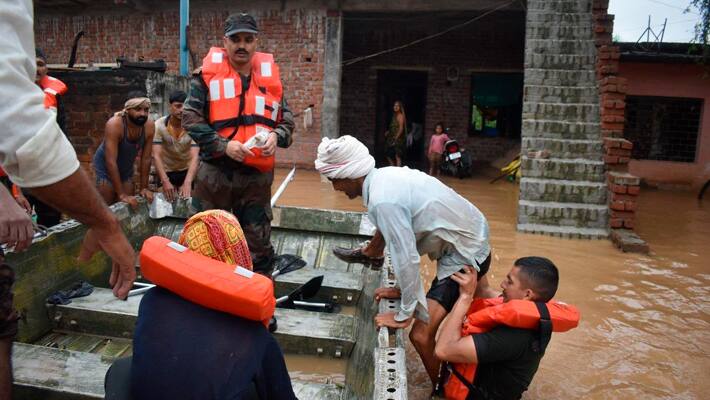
xmin=9 ymin=204 xmax=408 ymax=399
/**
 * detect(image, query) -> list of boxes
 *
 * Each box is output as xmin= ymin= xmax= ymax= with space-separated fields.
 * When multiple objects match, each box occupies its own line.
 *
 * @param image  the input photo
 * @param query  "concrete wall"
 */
xmin=618 ymin=62 xmax=710 ymax=188
xmin=35 ymin=6 xmax=327 ymax=167
xmin=339 ymin=10 xmax=525 ymax=164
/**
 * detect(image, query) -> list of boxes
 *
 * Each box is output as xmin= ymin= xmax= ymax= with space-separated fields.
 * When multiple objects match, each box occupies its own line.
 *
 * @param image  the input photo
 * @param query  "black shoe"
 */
xmin=332 ymin=247 xmax=384 ymax=271
xmin=268 ymin=317 xmax=278 ymax=333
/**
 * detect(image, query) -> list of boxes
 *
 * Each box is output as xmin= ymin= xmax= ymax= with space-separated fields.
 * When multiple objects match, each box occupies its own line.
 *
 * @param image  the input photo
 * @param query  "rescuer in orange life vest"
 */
xmin=434 ymin=257 xmax=580 ymax=400
xmin=183 ymin=13 xmax=294 ymax=275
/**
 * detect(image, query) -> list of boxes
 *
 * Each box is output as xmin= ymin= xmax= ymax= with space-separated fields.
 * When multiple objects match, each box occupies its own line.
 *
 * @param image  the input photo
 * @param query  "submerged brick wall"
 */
xmin=35 ymin=7 xmax=326 ymax=167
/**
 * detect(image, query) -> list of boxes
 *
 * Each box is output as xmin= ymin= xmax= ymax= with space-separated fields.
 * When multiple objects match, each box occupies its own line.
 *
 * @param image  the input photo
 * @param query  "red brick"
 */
xmin=610 ymin=200 xmax=626 ymax=211
xmin=610 ymin=209 xmax=634 ymax=219
xmin=619 ymin=157 xmax=630 ymax=164
xmin=610 ymin=184 xmax=627 ymax=194
xmin=604 ymin=155 xmax=619 ymax=164
xmin=623 ymin=219 xmax=635 ymax=229
xmin=610 ymin=218 xmax=624 ymax=228
xmin=620 ymin=140 xmax=633 ymax=150
xmin=627 ymin=185 xmax=640 ymax=195
xmin=604 ymin=138 xmax=621 ymax=148
xmin=608 ymin=148 xmax=631 ymax=157
xmin=611 ymin=192 xmax=637 ymax=202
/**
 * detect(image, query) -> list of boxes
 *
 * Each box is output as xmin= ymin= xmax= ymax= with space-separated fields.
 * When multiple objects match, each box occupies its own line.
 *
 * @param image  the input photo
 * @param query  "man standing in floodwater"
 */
xmin=183 ymin=13 xmax=294 ymax=275
xmin=315 ymin=135 xmax=497 ymax=393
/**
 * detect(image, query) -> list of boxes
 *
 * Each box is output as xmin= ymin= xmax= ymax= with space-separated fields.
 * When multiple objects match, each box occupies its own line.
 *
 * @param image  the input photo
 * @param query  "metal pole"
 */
xmin=270 ymin=166 xmax=297 ymax=208
xmin=179 ymin=0 xmax=190 ymax=76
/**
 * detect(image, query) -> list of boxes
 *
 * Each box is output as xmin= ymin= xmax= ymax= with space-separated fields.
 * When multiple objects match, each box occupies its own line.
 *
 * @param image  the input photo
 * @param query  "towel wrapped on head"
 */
xmin=314 ymin=135 xmax=375 ymax=180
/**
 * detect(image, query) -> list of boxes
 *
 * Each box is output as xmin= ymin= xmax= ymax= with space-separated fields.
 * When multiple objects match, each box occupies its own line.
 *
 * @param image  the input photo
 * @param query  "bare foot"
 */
xmin=374 ymin=312 xmax=412 ymax=329
xmin=374 ymin=287 xmax=401 ymax=301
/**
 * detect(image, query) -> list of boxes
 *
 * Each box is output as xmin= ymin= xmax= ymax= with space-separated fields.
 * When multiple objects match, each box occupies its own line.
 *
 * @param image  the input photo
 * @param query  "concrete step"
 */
xmin=50 ymin=287 xmax=358 ymax=358
xmin=12 ymin=343 xmax=344 ymax=400
xmin=524 ymin=53 xmax=596 ymax=70
xmin=526 ymin=11 xmax=594 ymax=25
xmin=522 ymin=102 xmax=600 ymax=123
xmin=518 ymin=200 xmax=609 ymax=230
xmin=526 ymin=38 xmax=598 ymax=55
xmin=524 ymin=85 xmax=599 ymax=104
xmin=519 ymin=178 xmax=607 ymax=204
xmin=521 ymin=156 xmax=606 ymax=182
xmin=526 ymin=25 xmax=594 ymax=41
xmin=525 ymin=68 xmax=597 ymax=87
xmin=517 ymin=223 xmax=609 ymax=239
xmin=522 ymin=119 xmax=601 ymax=140
xmin=527 ymin=0 xmax=593 ymax=14
xmin=522 ymin=137 xmax=604 ymax=159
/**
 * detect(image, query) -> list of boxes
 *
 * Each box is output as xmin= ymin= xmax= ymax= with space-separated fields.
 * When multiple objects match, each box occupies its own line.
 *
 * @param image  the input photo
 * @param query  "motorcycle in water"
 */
xmin=440 ymin=138 xmax=472 ymax=179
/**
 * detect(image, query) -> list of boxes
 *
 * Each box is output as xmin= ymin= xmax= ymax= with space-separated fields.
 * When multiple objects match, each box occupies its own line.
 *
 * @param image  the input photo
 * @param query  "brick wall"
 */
xmin=51 ymin=70 xmax=151 ymax=174
xmin=35 ymin=7 xmax=326 ymax=168
xmin=340 ymin=11 xmax=525 ymax=164
xmin=593 ymin=0 xmax=647 ymax=252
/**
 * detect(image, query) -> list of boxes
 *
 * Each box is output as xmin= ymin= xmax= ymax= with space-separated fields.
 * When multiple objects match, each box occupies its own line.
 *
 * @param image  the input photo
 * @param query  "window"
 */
xmin=469 ymin=73 xmax=523 ymax=138
xmin=624 ymin=96 xmax=703 ymax=162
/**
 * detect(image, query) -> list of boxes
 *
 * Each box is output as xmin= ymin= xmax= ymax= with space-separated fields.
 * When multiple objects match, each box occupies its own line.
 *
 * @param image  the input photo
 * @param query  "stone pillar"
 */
xmin=321 ymin=10 xmax=343 ymax=139
xmin=517 ymin=0 xmax=608 ymax=239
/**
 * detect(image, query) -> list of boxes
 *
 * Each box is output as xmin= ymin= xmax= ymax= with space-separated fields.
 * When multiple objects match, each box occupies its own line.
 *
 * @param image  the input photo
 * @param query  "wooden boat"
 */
xmin=7 ymin=200 xmax=408 ymax=399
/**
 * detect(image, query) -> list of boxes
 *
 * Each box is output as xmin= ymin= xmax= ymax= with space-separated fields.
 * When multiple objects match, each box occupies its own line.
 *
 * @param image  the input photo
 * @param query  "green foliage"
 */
xmin=686 ymin=0 xmax=709 ymax=65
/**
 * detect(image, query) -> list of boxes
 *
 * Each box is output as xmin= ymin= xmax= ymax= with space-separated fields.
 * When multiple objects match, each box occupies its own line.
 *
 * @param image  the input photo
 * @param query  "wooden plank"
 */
xmin=51 ymin=288 xmax=357 ymax=358
xmin=12 ymin=343 xmax=109 ymax=399
xmin=13 ymin=343 xmax=343 ymax=400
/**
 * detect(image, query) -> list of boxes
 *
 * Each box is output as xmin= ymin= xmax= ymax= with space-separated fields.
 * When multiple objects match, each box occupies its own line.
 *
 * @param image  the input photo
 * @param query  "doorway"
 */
xmin=375 ymin=69 xmax=428 ymax=168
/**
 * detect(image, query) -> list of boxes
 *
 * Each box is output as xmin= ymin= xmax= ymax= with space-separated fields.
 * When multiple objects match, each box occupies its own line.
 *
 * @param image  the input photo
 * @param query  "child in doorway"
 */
xmin=428 ymin=122 xmax=450 ymax=176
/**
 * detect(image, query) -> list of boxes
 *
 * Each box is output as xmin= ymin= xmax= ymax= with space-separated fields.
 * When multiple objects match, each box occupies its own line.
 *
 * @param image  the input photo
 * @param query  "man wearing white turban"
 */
xmin=315 ymin=135 xmax=495 ymax=390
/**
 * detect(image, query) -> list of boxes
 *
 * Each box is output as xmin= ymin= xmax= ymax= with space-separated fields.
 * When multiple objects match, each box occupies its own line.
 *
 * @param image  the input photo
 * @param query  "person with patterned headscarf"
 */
xmin=178 ymin=209 xmax=253 ymax=268
xmin=123 ymin=209 xmax=296 ymax=400
xmin=92 ymin=91 xmax=155 ymax=208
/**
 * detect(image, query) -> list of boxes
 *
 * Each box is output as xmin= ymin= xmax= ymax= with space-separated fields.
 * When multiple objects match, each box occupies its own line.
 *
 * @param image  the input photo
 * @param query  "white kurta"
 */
xmin=0 ymin=0 xmax=79 ymax=187
xmin=363 ymin=167 xmax=490 ymax=322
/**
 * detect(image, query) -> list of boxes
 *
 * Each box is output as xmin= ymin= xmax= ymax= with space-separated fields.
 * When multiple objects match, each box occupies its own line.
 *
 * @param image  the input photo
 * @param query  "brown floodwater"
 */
xmin=273 ymin=167 xmax=710 ymax=399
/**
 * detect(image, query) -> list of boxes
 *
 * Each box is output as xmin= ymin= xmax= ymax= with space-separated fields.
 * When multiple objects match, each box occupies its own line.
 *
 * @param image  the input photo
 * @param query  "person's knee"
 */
xmin=409 ymin=323 xmax=434 ymax=347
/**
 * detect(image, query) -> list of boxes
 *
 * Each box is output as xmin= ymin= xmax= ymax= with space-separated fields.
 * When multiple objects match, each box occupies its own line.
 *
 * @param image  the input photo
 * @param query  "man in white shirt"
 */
xmin=0 ymin=1 xmax=137 ymax=396
xmin=315 ymin=135 xmax=496 ymax=389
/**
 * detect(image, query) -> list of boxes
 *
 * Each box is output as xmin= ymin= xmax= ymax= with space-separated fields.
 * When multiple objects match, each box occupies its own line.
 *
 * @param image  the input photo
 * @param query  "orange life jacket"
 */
xmin=444 ymin=297 xmax=580 ymax=400
xmin=139 ymin=236 xmax=275 ymax=327
xmin=38 ymin=75 xmax=68 ymax=111
xmin=201 ymin=48 xmax=283 ymax=173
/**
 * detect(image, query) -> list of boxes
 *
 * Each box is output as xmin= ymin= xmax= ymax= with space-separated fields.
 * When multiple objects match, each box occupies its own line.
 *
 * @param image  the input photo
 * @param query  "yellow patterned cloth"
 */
xmin=178 ymin=210 xmax=253 ymax=269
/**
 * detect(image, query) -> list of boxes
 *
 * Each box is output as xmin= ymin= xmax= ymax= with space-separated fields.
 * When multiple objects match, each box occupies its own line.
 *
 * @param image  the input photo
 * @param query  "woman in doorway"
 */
xmin=385 ymin=100 xmax=407 ymax=166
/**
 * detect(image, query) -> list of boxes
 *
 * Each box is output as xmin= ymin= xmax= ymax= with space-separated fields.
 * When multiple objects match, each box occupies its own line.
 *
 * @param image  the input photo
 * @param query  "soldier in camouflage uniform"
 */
xmin=183 ymin=14 xmax=294 ymax=275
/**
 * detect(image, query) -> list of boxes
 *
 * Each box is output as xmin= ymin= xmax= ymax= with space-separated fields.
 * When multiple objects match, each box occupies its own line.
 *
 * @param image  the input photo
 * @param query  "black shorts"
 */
xmin=159 ymin=170 xmax=188 ymax=188
xmin=426 ymin=252 xmax=491 ymax=313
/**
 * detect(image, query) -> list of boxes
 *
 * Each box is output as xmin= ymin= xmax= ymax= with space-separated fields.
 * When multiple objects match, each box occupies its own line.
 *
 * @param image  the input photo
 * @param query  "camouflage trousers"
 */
xmin=191 ymin=161 xmax=275 ymax=274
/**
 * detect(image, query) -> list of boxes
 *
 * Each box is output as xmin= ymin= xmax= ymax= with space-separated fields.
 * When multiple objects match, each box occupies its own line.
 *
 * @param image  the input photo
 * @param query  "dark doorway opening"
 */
xmin=375 ymin=69 xmax=428 ymax=169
